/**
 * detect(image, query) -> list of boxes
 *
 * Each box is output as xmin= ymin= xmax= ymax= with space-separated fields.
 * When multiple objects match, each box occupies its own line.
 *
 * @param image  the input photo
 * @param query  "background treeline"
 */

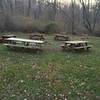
xmin=0 ymin=0 xmax=100 ymax=36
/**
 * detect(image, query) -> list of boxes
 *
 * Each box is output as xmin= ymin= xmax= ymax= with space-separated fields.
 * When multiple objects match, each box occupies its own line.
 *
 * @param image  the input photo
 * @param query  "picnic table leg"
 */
xmin=62 ymin=46 xmax=66 ymax=51
xmin=54 ymin=36 xmax=57 ymax=40
xmin=87 ymin=47 xmax=90 ymax=51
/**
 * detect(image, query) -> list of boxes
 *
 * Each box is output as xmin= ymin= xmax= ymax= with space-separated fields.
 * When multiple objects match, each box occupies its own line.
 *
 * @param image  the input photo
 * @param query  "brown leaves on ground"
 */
xmin=32 ymin=63 xmax=58 ymax=81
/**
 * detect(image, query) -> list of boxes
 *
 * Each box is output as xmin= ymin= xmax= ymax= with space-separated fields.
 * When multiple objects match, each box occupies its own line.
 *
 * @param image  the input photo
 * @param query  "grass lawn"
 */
xmin=0 ymin=33 xmax=100 ymax=100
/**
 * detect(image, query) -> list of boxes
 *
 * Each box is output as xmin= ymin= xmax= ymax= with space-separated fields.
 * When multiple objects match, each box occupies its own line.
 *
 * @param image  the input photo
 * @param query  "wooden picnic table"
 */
xmin=54 ymin=34 xmax=69 ymax=41
xmin=4 ymin=37 xmax=44 ymax=51
xmin=2 ymin=34 xmax=16 ymax=39
xmin=61 ymin=41 xmax=92 ymax=51
xmin=30 ymin=34 xmax=45 ymax=40
xmin=1 ymin=34 xmax=16 ymax=43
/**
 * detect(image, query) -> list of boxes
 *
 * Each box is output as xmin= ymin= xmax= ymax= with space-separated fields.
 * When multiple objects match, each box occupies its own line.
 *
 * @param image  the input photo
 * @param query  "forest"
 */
xmin=0 ymin=0 xmax=100 ymax=36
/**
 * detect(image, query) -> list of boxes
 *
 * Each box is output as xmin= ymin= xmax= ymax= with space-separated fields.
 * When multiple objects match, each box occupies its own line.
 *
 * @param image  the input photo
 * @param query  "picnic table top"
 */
xmin=2 ymin=34 xmax=16 ymax=37
xmin=30 ymin=34 xmax=44 ymax=36
xmin=6 ymin=38 xmax=44 ymax=44
xmin=64 ymin=41 xmax=88 ymax=44
xmin=55 ymin=34 xmax=68 ymax=36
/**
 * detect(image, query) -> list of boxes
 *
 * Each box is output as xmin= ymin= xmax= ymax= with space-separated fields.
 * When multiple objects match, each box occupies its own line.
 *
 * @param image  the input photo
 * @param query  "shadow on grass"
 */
xmin=4 ymin=45 xmax=94 ymax=56
xmin=62 ymin=49 xmax=93 ymax=55
xmin=6 ymin=47 xmax=43 ymax=55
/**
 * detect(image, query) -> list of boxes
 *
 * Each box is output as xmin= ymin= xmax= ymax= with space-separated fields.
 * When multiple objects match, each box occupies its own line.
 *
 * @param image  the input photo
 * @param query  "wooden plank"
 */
xmin=6 ymin=38 xmax=44 ymax=44
xmin=73 ymin=46 xmax=92 ymax=50
xmin=2 ymin=34 xmax=16 ymax=39
xmin=64 ymin=41 xmax=88 ymax=44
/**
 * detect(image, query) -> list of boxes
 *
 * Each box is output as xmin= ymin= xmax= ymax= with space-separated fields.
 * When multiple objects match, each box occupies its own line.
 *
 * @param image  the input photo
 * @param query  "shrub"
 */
xmin=44 ymin=22 xmax=61 ymax=34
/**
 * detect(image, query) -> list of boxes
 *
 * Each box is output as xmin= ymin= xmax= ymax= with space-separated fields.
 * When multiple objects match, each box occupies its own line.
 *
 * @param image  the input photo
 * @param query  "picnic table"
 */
xmin=1 ymin=34 xmax=16 ymax=43
xmin=61 ymin=41 xmax=92 ymax=51
xmin=4 ymin=37 xmax=44 ymax=51
xmin=54 ymin=34 xmax=69 ymax=41
xmin=30 ymin=34 xmax=45 ymax=40
xmin=2 ymin=34 xmax=16 ymax=39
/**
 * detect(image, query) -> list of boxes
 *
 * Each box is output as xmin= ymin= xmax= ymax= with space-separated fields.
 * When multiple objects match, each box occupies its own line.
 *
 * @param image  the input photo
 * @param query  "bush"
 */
xmin=44 ymin=22 xmax=62 ymax=34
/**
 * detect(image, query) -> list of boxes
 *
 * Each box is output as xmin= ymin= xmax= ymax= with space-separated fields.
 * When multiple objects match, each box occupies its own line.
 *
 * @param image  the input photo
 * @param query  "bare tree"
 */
xmin=79 ymin=0 xmax=100 ymax=34
xmin=27 ymin=0 xmax=32 ymax=16
xmin=71 ymin=0 xmax=75 ymax=34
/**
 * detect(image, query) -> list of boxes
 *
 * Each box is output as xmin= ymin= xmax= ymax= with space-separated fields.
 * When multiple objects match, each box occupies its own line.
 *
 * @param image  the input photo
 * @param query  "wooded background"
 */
xmin=0 ymin=0 xmax=100 ymax=36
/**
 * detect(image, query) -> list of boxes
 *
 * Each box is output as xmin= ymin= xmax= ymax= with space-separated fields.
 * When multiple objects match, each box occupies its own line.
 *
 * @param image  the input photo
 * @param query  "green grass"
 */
xmin=0 ymin=34 xmax=100 ymax=100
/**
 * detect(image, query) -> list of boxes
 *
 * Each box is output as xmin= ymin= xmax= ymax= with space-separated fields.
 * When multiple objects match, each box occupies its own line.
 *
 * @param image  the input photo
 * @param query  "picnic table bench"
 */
xmin=54 ymin=34 xmax=69 ymax=41
xmin=4 ymin=37 xmax=44 ymax=51
xmin=61 ymin=41 xmax=92 ymax=51
xmin=30 ymin=34 xmax=45 ymax=40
